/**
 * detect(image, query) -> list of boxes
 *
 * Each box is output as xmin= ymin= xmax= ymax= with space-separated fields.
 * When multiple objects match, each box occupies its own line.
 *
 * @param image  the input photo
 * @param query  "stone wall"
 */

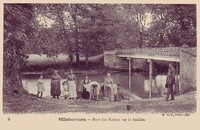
xmin=104 ymin=47 xmax=181 ymax=70
xmin=104 ymin=50 xmax=118 ymax=68
xmin=179 ymin=48 xmax=196 ymax=92
xmin=116 ymin=47 xmax=180 ymax=57
xmin=104 ymin=50 xmax=129 ymax=69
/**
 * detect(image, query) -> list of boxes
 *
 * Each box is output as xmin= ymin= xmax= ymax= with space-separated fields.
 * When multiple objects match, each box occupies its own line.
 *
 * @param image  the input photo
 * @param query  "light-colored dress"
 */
xmin=62 ymin=84 xmax=69 ymax=97
xmin=80 ymin=79 xmax=91 ymax=99
xmin=104 ymin=77 xmax=118 ymax=101
xmin=37 ymin=79 xmax=45 ymax=92
xmin=80 ymin=79 xmax=91 ymax=92
xmin=84 ymin=81 xmax=101 ymax=96
xmin=67 ymin=74 xmax=77 ymax=98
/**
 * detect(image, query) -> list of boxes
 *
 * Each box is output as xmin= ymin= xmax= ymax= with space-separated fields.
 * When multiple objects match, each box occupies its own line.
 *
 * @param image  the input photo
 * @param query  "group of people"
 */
xmin=58 ymin=69 xmax=78 ymax=100
xmin=36 ymin=69 xmax=118 ymax=101
xmin=37 ymin=69 xmax=78 ymax=99
xmin=36 ymin=63 xmax=176 ymax=101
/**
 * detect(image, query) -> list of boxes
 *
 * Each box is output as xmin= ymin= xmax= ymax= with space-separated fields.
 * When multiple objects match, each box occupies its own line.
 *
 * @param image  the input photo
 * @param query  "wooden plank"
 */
xmin=118 ymin=54 xmax=180 ymax=62
xmin=149 ymin=59 xmax=153 ymax=98
xmin=128 ymin=58 xmax=132 ymax=92
xmin=175 ymin=62 xmax=179 ymax=94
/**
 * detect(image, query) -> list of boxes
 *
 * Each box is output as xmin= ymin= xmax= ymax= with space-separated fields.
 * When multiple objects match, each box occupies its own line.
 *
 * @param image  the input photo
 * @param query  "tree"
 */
xmin=80 ymin=4 xmax=107 ymax=66
xmin=146 ymin=4 xmax=196 ymax=47
xmin=69 ymin=4 xmax=85 ymax=65
xmin=122 ymin=4 xmax=148 ymax=48
xmin=4 ymin=4 xmax=35 ymax=94
xmin=27 ymin=4 xmax=76 ymax=64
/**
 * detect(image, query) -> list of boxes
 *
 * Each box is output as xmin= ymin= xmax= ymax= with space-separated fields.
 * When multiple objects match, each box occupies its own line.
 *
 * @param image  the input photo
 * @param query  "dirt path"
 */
xmin=3 ymin=91 xmax=196 ymax=114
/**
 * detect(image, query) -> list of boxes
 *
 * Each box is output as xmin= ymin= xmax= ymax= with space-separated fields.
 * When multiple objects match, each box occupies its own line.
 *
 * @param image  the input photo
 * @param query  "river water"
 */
xmin=22 ymin=71 xmax=167 ymax=99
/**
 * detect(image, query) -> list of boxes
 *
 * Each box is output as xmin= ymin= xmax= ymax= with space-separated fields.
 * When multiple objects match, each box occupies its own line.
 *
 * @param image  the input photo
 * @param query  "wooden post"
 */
xmin=175 ymin=62 xmax=179 ymax=94
xmin=128 ymin=57 xmax=132 ymax=92
xmin=149 ymin=59 xmax=153 ymax=98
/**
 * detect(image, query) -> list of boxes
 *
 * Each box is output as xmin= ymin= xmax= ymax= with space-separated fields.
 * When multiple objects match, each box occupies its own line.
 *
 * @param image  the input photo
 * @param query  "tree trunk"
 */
xmin=158 ymin=33 xmax=164 ymax=46
xmin=139 ymin=31 xmax=143 ymax=48
xmin=76 ymin=53 xmax=80 ymax=65
xmin=74 ymin=24 xmax=80 ymax=65
xmin=85 ymin=53 xmax=89 ymax=68
xmin=69 ymin=54 xmax=73 ymax=64
xmin=72 ymin=5 xmax=80 ymax=65
xmin=8 ymin=58 xmax=25 ymax=95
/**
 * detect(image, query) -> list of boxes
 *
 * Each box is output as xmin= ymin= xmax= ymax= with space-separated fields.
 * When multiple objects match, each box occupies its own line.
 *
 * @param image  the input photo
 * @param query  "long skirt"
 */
xmin=62 ymin=90 xmax=69 ymax=97
xmin=50 ymin=81 xmax=61 ymax=96
xmin=68 ymin=81 xmax=77 ymax=98
xmin=104 ymin=84 xmax=118 ymax=101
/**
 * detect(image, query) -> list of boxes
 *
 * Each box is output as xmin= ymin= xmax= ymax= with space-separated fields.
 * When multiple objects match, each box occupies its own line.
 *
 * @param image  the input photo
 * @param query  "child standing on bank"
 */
xmin=37 ymin=75 xmax=45 ymax=98
xmin=62 ymin=81 xmax=69 ymax=99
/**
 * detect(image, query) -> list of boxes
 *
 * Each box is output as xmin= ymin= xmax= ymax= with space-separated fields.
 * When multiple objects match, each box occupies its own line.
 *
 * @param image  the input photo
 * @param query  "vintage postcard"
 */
xmin=0 ymin=0 xmax=199 ymax=130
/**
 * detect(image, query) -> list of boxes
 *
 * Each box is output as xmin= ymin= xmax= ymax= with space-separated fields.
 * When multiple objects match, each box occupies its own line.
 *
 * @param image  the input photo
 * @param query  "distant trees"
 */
xmin=27 ymin=4 xmax=196 ymax=61
xmin=4 ymin=4 xmax=197 ymax=69
xmin=27 ymin=4 xmax=125 ymax=66
xmin=4 ymin=4 xmax=196 ymax=68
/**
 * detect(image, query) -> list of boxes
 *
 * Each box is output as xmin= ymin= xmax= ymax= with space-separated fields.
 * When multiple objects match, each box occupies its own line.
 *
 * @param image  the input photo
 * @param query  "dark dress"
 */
xmin=50 ymin=74 xmax=61 ymax=96
xmin=166 ymin=67 xmax=175 ymax=100
xmin=80 ymin=79 xmax=91 ymax=99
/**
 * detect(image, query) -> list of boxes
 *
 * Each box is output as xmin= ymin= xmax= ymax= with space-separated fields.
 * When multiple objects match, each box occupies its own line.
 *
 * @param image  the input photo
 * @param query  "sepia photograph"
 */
xmin=2 ymin=2 xmax=197 ymax=115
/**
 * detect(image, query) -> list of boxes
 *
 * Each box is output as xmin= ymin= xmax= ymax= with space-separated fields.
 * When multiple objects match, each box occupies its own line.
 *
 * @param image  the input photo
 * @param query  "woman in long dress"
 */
xmin=104 ymin=73 xmax=118 ymax=101
xmin=50 ymin=70 xmax=61 ymax=99
xmin=66 ymin=69 xmax=77 ymax=100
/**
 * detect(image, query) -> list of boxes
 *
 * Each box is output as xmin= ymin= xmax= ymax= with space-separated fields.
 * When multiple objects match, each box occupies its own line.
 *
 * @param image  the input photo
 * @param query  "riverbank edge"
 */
xmin=3 ymin=90 xmax=196 ymax=113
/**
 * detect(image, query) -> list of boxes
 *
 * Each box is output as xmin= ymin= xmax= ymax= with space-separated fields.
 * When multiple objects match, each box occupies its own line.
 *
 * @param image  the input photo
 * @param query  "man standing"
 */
xmin=166 ymin=63 xmax=176 ymax=101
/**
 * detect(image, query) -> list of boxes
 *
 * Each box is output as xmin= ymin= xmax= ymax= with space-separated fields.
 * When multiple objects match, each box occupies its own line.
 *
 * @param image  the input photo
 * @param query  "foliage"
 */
xmin=146 ymin=4 xmax=196 ymax=47
xmin=4 ymin=4 xmax=36 ymax=94
xmin=4 ymin=4 xmax=197 ymax=68
xmin=25 ymin=4 xmax=197 ymax=57
xmin=4 ymin=4 xmax=35 ymax=77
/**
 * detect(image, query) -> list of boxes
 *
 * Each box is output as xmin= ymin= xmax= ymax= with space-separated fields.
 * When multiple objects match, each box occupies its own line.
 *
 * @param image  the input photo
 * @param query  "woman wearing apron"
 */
xmin=66 ymin=69 xmax=77 ymax=100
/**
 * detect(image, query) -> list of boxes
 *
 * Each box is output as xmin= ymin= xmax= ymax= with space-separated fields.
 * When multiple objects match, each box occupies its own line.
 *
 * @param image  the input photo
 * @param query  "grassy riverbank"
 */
xmin=3 ymin=91 xmax=196 ymax=114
